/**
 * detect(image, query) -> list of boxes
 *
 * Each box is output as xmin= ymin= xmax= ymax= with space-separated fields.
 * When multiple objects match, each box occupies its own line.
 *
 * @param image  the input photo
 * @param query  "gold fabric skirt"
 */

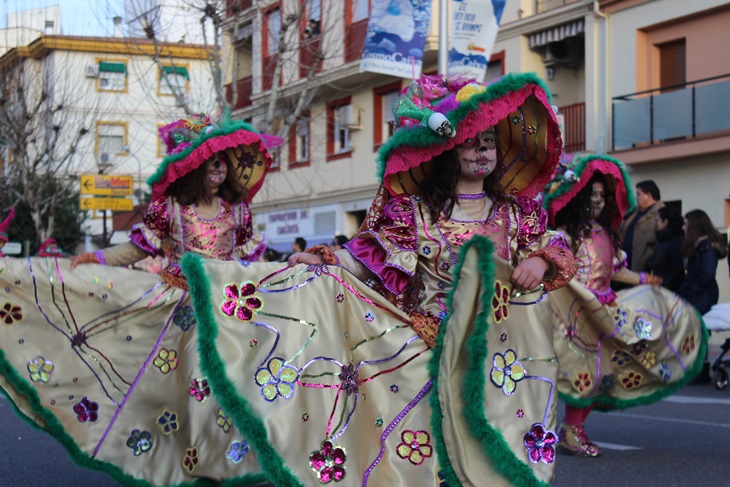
xmin=549 ymin=281 xmax=707 ymax=408
xmin=0 ymin=237 xmax=559 ymax=486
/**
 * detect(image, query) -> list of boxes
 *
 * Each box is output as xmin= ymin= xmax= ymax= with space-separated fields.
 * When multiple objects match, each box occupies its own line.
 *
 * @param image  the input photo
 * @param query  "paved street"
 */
xmin=2 ymin=344 xmax=728 ymax=486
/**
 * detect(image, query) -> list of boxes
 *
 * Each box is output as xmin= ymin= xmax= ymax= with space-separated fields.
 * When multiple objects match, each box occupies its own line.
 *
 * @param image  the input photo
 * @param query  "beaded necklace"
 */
xmin=455 ymin=191 xmax=487 ymax=200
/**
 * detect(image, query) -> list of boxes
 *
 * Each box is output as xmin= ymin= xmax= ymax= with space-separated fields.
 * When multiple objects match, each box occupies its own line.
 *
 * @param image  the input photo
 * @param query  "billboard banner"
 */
xmin=448 ymin=0 xmax=506 ymax=81
xmin=360 ymin=0 xmax=433 ymax=79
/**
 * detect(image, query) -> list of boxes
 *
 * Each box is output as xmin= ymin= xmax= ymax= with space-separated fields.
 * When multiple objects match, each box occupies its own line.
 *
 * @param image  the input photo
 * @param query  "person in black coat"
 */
xmin=678 ymin=209 xmax=727 ymax=315
xmin=651 ymin=205 xmax=685 ymax=292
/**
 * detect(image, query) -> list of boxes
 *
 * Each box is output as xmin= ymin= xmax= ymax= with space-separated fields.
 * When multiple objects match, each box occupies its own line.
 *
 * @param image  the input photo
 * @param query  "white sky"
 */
xmin=1 ymin=0 xmax=125 ymax=36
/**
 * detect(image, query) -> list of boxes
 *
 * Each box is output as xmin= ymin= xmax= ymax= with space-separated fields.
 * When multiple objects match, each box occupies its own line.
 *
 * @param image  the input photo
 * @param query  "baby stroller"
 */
xmin=703 ymin=303 xmax=730 ymax=390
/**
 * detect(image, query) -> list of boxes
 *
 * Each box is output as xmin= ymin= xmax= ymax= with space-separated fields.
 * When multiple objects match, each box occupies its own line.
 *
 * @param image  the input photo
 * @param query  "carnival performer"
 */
xmin=178 ymin=73 xmax=576 ymax=487
xmin=543 ymin=153 xmax=706 ymax=457
xmin=0 ymin=207 xmax=15 ymax=257
xmin=0 ymin=114 xmax=278 ymax=485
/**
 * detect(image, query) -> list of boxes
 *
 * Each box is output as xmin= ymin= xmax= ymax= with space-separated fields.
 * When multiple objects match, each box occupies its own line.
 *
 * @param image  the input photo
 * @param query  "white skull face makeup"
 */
xmin=454 ymin=127 xmax=497 ymax=181
xmin=205 ymin=155 xmax=228 ymax=193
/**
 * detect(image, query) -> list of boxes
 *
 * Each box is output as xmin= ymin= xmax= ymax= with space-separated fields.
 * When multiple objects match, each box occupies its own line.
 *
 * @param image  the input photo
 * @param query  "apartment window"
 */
xmin=96 ymin=123 xmax=127 ymax=156
xmin=485 ymin=51 xmax=505 ymax=84
xmin=159 ymin=65 xmax=190 ymax=95
xmin=304 ymin=0 xmax=321 ymax=37
xmin=351 ymin=0 xmax=369 ymax=22
xmin=659 ymin=39 xmax=686 ymax=90
xmin=98 ymin=61 xmax=127 ymax=92
xmin=327 ymin=97 xmax=352 ymax=160
xmin=373 ymin=82 xmax=400 ymax=148
xmin=289 ymin=113 xmax=310 ymax=166
xmin=263 ymin=5 xmax=282 ymax=90
xmin=344 ymin=0 xmax=369 ymax=63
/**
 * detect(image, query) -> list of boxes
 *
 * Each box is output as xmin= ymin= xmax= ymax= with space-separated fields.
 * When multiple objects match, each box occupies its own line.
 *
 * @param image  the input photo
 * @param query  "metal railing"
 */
xmin=612 ymin=73 xmax=730 ymax=151
xmin=559 ymin=102 xmax=585 ymax=153
xmin=344 ymin=19 xmax=368 ymax=63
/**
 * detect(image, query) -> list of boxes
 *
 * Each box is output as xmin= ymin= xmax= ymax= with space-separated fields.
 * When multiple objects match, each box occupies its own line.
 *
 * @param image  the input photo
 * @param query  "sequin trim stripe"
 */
xmin=525 ymin=375 xmax=556 ymax=426
xmin=362 ymin=379 xmax=432 ymax=486
xmin=330 ymin=393 xmax=358 ymax=441
xmin=92 ymin=292 xmax=187 ymax=458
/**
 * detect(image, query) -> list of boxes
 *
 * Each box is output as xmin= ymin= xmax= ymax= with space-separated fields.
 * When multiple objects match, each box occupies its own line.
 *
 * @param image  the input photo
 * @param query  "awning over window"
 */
xmin=161 ymin=66 xmax=190 ymax=80
xmin=528 ymin=19 xmax=584 ymax=49
xmin=98 ymin=61 xmax=127 ymax=76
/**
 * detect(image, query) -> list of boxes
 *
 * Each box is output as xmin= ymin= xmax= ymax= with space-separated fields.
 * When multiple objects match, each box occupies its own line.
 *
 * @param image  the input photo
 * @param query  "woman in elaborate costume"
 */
xmin=542 ymin=153 xmax=706 ymax=457
xmin=0 ymin=114 xmax=277 ymax=486
xmin=178 ymin=73 xmax=575 ymax=487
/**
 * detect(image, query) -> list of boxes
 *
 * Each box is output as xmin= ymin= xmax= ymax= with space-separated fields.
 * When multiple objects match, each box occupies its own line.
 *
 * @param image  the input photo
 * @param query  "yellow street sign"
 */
xmin=80 ymin=174 xmax=134 ymax=196
xmin=80 ymin=197 xmax=134 ymax=211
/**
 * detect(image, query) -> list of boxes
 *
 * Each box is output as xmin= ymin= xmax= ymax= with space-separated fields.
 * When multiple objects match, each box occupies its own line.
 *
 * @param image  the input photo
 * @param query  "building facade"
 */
xmin=224 ymin=0 xmax=729 ymax=299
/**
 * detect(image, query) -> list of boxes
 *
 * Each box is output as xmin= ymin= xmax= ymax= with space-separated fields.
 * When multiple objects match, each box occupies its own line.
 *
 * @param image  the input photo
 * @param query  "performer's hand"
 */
xmin=288 ymin=252 xmax=324 ymax=266
xmin=70 ymin=252 xmax=100 ymax=270
xmin=642 ymin=273 xmax=663 ymax=286
xmin=511 ymin=257 xmax=549 ymax=291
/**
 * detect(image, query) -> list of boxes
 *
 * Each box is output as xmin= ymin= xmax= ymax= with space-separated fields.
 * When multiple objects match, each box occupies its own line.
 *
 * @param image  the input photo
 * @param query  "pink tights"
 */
xmin=564 ymin=404 xmax=593 ymax=426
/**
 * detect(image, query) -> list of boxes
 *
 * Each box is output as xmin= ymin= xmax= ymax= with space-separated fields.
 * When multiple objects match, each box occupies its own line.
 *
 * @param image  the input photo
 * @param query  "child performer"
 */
xmin=543 ymin=153 xmax=706 ymax=457
xmin=180 ymin=73 xmax=576 ymax=487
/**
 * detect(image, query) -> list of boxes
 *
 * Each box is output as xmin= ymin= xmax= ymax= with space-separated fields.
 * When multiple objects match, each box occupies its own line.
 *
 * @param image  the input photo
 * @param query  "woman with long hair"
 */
xmin=678 ymin=209 xmax=728 ymax=314
xmin=652 ymin=204 xmax=685 ymax=292
xmin=544 ymin=154 xmax=706 ymax=457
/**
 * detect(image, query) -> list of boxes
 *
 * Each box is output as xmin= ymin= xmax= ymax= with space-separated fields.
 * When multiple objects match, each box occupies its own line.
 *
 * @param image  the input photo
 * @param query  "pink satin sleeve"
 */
xmin=343 ymin=237 xmax=412 ymax=295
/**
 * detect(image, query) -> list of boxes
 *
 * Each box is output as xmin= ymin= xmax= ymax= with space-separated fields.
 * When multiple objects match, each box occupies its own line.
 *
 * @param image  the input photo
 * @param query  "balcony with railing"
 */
xmin=344 ymin=19 xmax=368 ymax=63
xmin=612 ymin=74 xmax=730 ymax=151
xmin=225 ymin=76 xmax=253 ymax=110
xmin=300 ymin=37 xmax=322 ymax=78
xmin=558 ymin=102 xmax=585 ymax=153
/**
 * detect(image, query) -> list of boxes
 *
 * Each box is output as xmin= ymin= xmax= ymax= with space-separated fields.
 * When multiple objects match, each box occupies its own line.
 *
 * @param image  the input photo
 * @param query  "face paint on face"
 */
xmin=589 ymin=181 xmax=605 ymax=219
xmin=205 ymin=156 xmax=228 ymax=191
xmin=455 ymin=127 xmax=498 ymax=180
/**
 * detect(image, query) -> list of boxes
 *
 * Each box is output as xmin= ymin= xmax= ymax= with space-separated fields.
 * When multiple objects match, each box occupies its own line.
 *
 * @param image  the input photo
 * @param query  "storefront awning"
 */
xmin=529 ymin=19 xmax=584 ymax=49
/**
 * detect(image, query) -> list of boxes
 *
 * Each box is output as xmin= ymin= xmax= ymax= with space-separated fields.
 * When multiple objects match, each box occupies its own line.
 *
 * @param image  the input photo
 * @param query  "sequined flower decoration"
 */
xmin=0 ymin=301 xmax=22 ymax=325
xmin=418 ymin=74 xmax=449 ymax=100
xmin=73 ymin=397 xmax=99 ymax=422
xmin=492 ymin=280 xmax=510 ymax=324
xmin=633 ymin=318 xmax=652 ymax=340
xmin=500 ymin=332 xmax=507 ymax=342
xmin=302 ymin=412 xmax=309 ymax=422
xmin=572 ymin=371 xmax=593 ymax=393
xmin=336 ymin=293 xmax=344 ymax=303
xmin=254 ymin=357 xmax=298 ymax=402
xmin=455 ymin=83 xmax=486 ymax=102
xmin=681 ymin=334 xmax=696 ymax=355
xmin=390 ymin=384 xmax=399 ymax=393
xmin=523 ymin=423 xmax=557 ymax=464
xmin=220 ymin=281 xmax=264 ymax=322
xmin=641 ymin=349 xmax=657 ymax=368
xmin=153 ymin=348 xmax=178 ymax=374
xmin=28 ymin=356 xmax=54 ymax=383
xmin=173 ymin=305 xmax=196 ymax=331
xmin=189 ymin=378 xmax=211 ymax=402
xmin=659 ymin=362 xmax=671 ymax=382
xmin=611 ymin=350 xmax=632 ymax=367
xmin=440 ymin=262 xmax=451 ymax=272
xmin=227 ymin=440 xmax=250 ymax=464
xmin=338 ymin=363 xmax=361 ymax=396
xmin=217 ymin=408 xmax=233 ymax=433
xmin=364 ymin=312 xmax=375 ymax=322
xmin=422 ymin=245 xmax=431 ymax=255
xmin=308 ymin=264 xmax=331 ymax=276
xmin=157 ymin=409 xmax=179 ymax=435
xmin=490 ymin=349 xmax=526 ymax=395
xmin=249 ymin=339 xmax=258 ymax=349
xmin=613 ymin=308 xmax=628 ymax=329
xmin=599 ymin=374 xmax=615 ymax=392
xmin=375 ymin=418 xmax=383 ymax=427
xmin=182 ymin=447 xmax=199 ymax=474
xmin=126 ymin=429 xmax=153 ymax=456
xmin=619 ymin=371 xmax=643 ymax=390
xmin=396 ymin=430 xmax=433 ymax=466
xmin=309 ymin=440 xmax=347 ymax=483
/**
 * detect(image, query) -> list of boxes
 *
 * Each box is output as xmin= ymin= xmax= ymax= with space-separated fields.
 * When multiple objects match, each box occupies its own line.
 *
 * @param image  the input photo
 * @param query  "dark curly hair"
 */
xmin=166 ymin=151 xmax=247 ymax=206
xmin=554 ymin=172 xmax=621 ymax=254
xmin=419 ymin=143 xmax=507 ymax=222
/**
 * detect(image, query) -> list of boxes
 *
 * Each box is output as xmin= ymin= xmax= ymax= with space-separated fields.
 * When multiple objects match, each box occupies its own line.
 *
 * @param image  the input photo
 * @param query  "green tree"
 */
xmin=0 ymin=176 xmax=86 ymax=255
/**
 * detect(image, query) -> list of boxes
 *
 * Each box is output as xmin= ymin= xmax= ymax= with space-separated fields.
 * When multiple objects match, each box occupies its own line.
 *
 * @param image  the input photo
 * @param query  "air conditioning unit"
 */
xmin=343 ymin=107 xmax=363 ymax=131
xmin=541 ymin=39 xmax=582 ymax=67
xmin=85 ymin=64 xmax=99 ymax=78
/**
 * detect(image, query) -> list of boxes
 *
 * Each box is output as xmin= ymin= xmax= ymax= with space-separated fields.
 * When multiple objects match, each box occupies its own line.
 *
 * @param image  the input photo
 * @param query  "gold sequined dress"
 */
xmin=0 ymin=194 xmax=575 ymax=486
xmin=549 ymin=223 xmax=706 ymax=408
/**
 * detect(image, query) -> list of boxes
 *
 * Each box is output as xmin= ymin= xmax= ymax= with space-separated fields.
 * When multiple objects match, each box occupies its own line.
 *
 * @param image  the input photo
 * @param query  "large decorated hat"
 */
xmin=149 ymin=114 xmax=281 ymax=202
xmin=376 ymin=72 xmax=562 ymax=198
xmin=543 ymin=153 xmax=635 ymax=232
xmin=0 ymin=207 xmax=15 ymax=243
